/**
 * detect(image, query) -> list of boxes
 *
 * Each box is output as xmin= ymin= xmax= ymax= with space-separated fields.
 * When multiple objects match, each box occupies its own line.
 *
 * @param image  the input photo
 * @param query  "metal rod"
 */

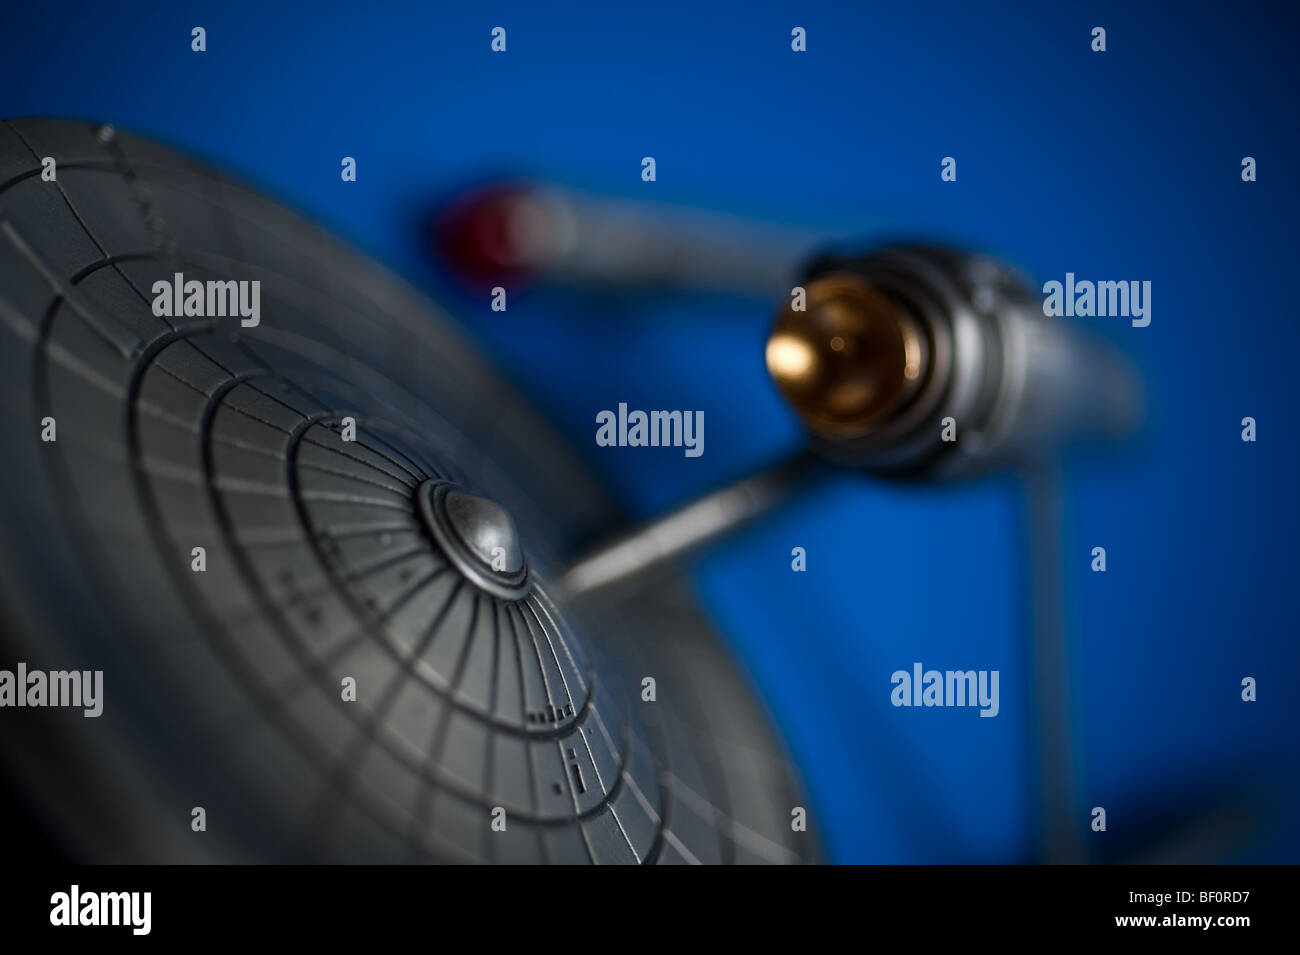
xmin=1021 ymin=460 xmax=1086 ymax=863
xmin=558 ymin=450 xmax=824 ymax=599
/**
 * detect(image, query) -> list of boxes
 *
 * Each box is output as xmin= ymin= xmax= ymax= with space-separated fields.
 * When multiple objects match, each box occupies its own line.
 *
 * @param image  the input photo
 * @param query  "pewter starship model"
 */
xmin=0 ymin=118 xmax=815 ymax=863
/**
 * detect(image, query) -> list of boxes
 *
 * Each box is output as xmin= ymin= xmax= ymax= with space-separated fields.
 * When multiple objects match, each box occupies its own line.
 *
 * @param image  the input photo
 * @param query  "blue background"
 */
xmin=4 ymin=0 xmax=1297 ymax=862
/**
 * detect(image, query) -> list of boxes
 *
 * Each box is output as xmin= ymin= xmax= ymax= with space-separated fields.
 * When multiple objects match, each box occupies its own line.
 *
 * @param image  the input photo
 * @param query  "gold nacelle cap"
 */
xmin=765 ymin=274 xmax=927 ymax=440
